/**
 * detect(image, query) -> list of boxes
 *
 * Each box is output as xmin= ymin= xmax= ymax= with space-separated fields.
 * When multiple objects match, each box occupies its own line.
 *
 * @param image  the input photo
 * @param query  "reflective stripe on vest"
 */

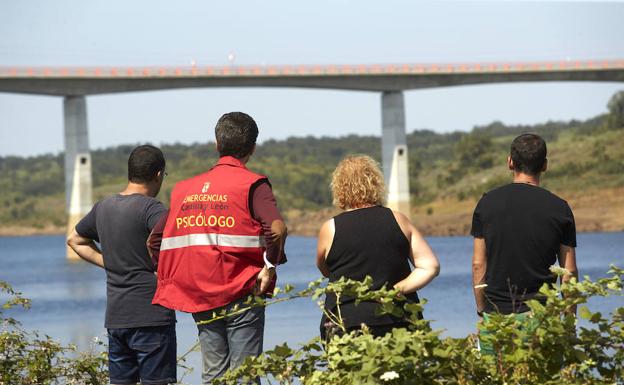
xmin=161 ymin=233 xmax=265 ymax=251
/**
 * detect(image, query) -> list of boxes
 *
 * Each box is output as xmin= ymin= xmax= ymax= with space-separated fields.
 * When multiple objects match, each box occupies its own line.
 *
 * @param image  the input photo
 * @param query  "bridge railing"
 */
xmin=1 ymin=59 xmax=623 ymax=78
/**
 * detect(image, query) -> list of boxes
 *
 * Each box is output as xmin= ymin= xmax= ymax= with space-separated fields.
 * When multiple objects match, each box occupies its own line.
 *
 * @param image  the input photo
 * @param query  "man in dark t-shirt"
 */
xmin=470 ymin=134 xmax=578 ymax=353
xmin=67 ymin=145 xmax=176 ymax=385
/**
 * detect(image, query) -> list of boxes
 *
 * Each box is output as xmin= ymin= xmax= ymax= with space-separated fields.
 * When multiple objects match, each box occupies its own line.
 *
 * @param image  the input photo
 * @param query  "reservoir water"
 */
xmin=1 ymin=233 xmax=622 ymax=384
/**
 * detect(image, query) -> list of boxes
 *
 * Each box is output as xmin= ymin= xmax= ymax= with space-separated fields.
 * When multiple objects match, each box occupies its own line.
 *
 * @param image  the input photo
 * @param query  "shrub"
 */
xmin=210 ymin=267 xmax=623 ymax=385
xmin=2 ymin=267 xmax=622 ymax=385
xmin=0 ymin=281 xmax=108 ymax=385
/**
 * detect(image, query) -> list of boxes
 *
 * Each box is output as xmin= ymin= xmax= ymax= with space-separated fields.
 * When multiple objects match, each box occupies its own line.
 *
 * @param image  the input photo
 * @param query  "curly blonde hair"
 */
xmin=331 ymin=155 xmax=386 ymax=210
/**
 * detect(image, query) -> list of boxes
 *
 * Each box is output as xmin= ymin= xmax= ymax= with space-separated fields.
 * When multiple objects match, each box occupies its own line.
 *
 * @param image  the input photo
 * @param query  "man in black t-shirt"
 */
xmin=67 ymin=145 xmax=176 ymax=385
xmin=470 ymin=134 xmax=578 ymax=352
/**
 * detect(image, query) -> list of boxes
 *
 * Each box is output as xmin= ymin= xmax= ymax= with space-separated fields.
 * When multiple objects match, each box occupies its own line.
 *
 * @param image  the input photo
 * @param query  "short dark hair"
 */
xmin=215 ymin=112 xmax=258 ymax=159
xmin=128 ymin=145 xmax=165 ymax=183
xmin=510 ymin=134 xmax=547 ymax=175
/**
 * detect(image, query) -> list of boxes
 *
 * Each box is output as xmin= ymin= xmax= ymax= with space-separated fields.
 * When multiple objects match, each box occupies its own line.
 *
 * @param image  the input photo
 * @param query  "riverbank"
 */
xmin=284 ymin=186 xmax=624 ymax=236
xmin=6 ymin=186 xmax=622 ymax=238
xmin=0 ymin=225 xmax=66 ymax=237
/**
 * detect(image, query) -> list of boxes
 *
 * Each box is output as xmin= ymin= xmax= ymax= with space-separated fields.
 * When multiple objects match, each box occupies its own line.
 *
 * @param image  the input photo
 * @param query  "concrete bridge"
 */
xmin=1 ymin=59 xmax=623 ymax=258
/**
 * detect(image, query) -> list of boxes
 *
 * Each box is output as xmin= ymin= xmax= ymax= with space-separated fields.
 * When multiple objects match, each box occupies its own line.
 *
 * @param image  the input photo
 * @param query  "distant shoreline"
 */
xmin=0 ymin=225 xmax=66 ymax=237
xmin=2 ymin=227 xmax=622 ymax=238
xmin=3 ymin=204 xmax=622 ymax=238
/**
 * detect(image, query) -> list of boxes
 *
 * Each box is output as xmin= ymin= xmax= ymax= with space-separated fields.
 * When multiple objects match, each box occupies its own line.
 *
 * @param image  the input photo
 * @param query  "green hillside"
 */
xmin=1 ymin=92 xmax=623 ymax=235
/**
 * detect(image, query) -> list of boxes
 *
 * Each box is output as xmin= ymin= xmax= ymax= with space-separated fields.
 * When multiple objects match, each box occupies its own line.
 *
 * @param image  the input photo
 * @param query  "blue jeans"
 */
xmin=107 ymin=324 xmax=177 ymax=385
xmin=193 ymin=297 xmax=265 ymax=384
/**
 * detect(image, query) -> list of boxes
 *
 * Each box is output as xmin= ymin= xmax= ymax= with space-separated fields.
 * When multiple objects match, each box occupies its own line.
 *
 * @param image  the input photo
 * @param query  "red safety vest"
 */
xmin=153 ymin=156 xmax=267 ymax=313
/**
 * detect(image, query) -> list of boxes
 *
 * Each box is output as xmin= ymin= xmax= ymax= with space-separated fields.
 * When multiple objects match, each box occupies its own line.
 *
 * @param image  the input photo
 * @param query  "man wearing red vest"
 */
xmin=151 ymin=112 xmax=287 ymax=384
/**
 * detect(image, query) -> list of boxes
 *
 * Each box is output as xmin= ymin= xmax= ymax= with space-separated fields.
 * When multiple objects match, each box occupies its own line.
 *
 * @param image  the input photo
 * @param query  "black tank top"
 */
xmin=323 ymin=206 xmax=420 ymax=328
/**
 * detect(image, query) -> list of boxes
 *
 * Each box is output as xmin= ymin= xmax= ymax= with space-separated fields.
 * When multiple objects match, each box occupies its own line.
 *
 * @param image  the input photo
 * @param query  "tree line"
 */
xmin=1 ymin=91 xmax=622 ymax=229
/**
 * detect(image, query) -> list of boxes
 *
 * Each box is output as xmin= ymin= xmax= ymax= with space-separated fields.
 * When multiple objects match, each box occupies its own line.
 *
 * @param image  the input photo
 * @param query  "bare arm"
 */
xmin=558 ymin=244 xmax=578 ymax=314
xmin=472 ymin=237 xmax=487 ymax=315
xmin=252 ymin=219 xmax=286 ymax=296
xmin=393 ymin=212 xmax=440 ymax=294
xmin=250 ymin=182 xmax=287 ymax=295
xmin=67 ymin=228 xmax=105 ymax=268
xmin=146 ymin=210 xmax=168 ymax=268
xmin=557 ymin=244 xmax=578 ymax=284
xmin=316 ymin=219 xmax=334 ymax=278
xmin=269 ymin=219 xmax=288 ymax=262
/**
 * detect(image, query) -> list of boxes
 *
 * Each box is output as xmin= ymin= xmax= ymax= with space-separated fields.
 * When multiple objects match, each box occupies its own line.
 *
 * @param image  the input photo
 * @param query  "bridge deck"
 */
xmin=1 ymin=59 xmax=623 ymax=95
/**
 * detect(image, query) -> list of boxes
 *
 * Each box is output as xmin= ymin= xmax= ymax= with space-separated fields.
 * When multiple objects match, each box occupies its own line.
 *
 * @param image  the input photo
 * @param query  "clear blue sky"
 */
xmin=0 ymin=0 xmax=623 ymax=157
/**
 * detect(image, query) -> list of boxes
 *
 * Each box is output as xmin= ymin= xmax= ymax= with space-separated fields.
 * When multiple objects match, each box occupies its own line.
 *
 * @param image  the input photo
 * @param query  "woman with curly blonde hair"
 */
xmin=316 ymin=155 xmax=440 ymax=338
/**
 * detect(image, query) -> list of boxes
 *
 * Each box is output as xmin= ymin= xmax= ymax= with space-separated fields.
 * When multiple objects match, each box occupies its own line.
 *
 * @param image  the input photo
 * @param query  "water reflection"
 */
xmin=66 ymin=260 xmax=102 ymax=349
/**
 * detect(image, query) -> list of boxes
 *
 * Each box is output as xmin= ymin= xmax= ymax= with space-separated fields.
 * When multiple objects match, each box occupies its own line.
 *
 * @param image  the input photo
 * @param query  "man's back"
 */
xmin=471 ymin=182 xmax=576 ymax=314
xmin=69 ymin=144 xmax=177 ymax=385
xmin=154 ymin=156 xmax=268 ymax=313
xmin=76 ymin=193 xmax=175 ymax=328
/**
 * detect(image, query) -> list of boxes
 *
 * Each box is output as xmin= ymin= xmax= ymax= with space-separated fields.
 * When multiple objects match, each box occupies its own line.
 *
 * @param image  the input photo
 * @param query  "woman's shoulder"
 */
xmin=386 ymin=207 xmax=408 ymax=222
xmin=318 ymin=217 xmax=335 ymax=236
xmin=386 ymin=208 xmax=412 ymax=239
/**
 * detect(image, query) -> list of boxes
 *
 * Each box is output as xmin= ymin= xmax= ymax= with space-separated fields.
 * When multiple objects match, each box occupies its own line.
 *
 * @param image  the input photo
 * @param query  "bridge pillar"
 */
xmin=63 ymin=96 xmax=93 ymax=260
xmin=381 ymin=91 xmax=410 ymax=216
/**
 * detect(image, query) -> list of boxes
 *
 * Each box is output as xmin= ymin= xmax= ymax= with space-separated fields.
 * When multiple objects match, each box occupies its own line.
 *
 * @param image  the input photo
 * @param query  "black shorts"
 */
xmin=107 ymin=324 xmax=177 ymax=385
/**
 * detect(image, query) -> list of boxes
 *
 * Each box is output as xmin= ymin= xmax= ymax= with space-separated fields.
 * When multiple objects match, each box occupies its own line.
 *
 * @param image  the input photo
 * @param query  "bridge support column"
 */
xmin=381 ymin=91 xmax=410 ymax=216
xmin=63 ymin=96 xmax=93 ymax=260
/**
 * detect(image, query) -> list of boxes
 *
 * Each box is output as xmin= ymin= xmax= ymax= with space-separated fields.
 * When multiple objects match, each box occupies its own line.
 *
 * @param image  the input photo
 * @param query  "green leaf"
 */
xmin=590 ymin=311 xmax=602 ymax=323
xmin=579 ymin=305 xmax=592 ymax=320
xmin=573 ymin=349 xmax=588 ymax=362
